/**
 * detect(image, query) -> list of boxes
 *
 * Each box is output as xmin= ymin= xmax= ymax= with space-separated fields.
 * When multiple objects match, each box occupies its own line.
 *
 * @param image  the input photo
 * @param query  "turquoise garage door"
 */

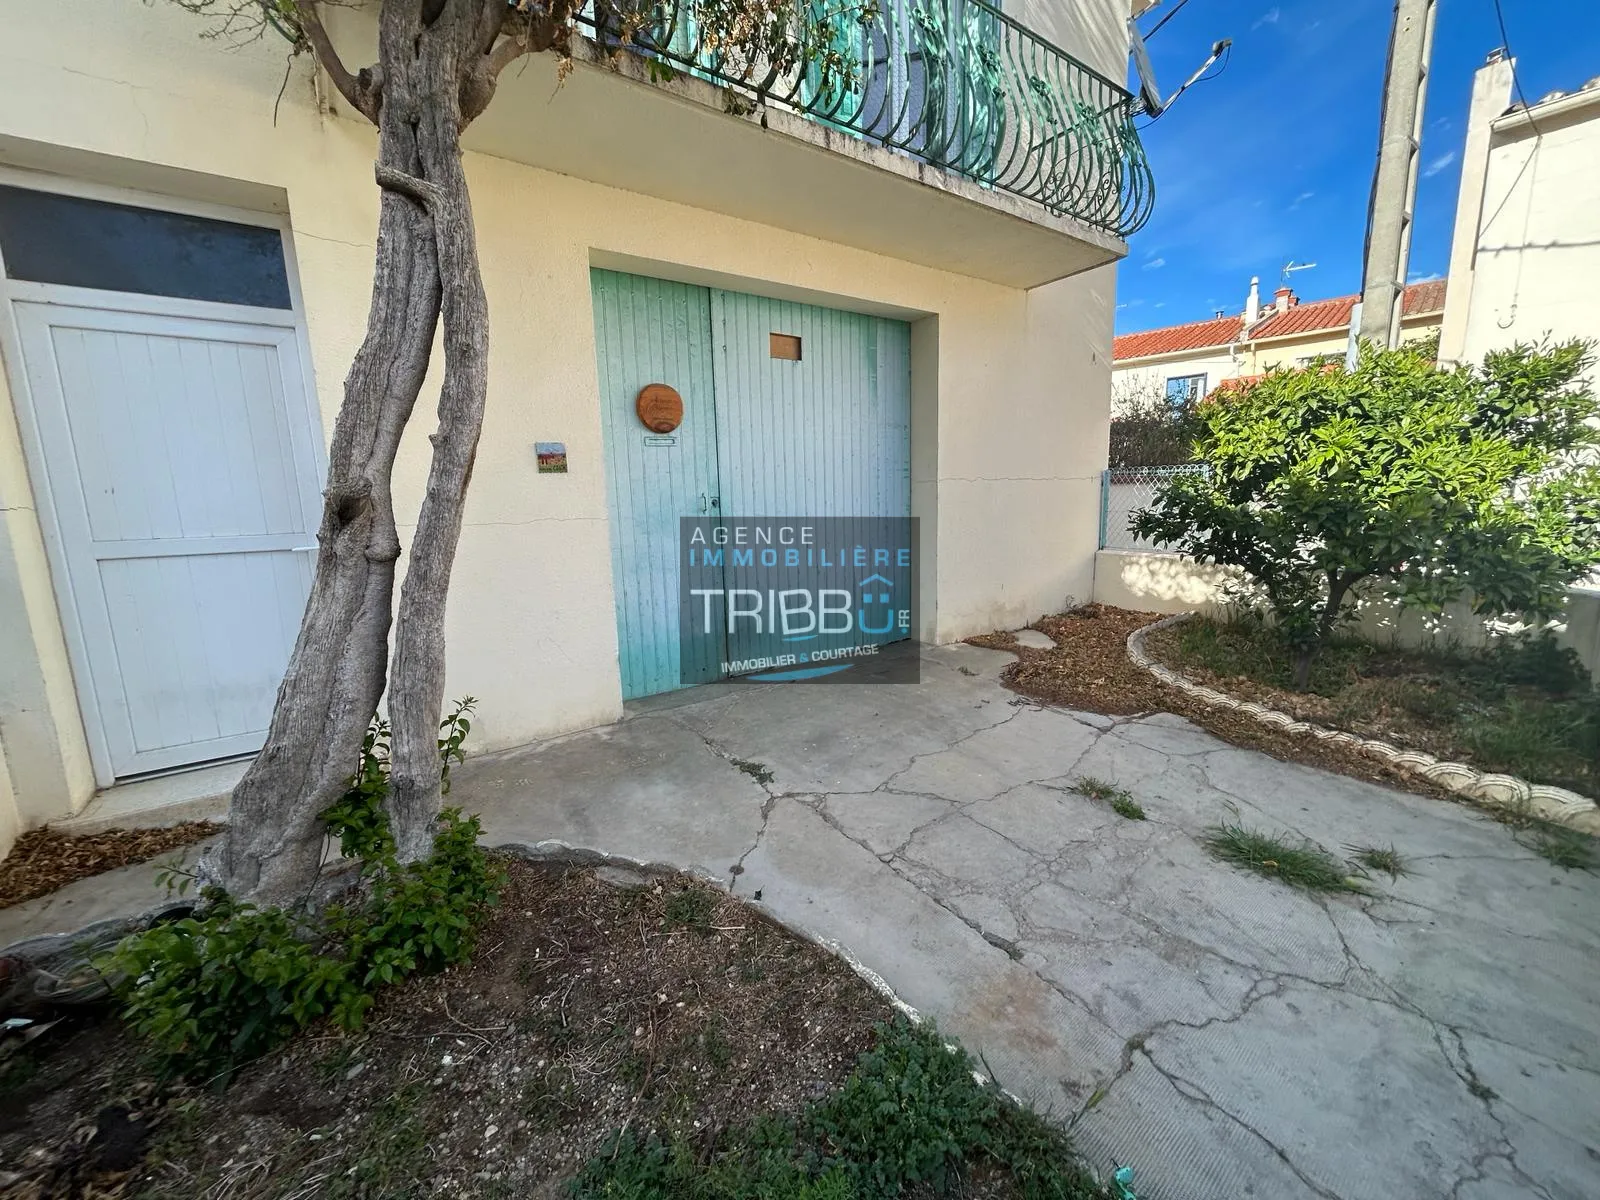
xmin=592 ymin=269 xmax=911 ymax=699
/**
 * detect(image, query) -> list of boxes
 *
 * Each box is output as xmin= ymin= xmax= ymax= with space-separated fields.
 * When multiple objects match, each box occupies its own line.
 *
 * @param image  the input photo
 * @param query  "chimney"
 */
xmin=1245 ymin=276 xmax=1261 ymax=325
xmin=1274 ymin=286 xmax=1295 ymax=315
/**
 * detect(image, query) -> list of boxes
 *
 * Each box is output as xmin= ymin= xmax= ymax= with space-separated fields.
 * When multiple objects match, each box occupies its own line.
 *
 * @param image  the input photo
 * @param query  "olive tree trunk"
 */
xmin=211 ymin=0 xmax=510 ymax=903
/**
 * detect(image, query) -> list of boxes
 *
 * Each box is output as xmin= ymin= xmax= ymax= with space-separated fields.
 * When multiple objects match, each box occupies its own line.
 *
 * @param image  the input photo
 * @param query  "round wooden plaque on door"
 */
xmin=636 ymin=383 xmax=684 ymax=433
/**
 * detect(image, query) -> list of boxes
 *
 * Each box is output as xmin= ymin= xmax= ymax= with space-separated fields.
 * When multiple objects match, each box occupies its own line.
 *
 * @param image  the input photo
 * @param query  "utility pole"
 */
xmin=1357 ymin=0 xmax=1438 ymax=348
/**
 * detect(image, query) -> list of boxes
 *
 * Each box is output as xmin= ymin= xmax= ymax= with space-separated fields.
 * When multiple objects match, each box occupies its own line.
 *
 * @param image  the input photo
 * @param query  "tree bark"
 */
xmin=380 ymin=1 xmax=496 ymax=863
xmin=212 ymin=0 xmax=507 ymax=902
xmin=1291 ymin=572 xmax=1360 ymax=691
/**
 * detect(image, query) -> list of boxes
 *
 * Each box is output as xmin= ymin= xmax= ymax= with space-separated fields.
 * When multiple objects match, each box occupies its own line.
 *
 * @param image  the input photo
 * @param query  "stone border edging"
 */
xmin=1126 ymin=612 xmax=1600 ymax=835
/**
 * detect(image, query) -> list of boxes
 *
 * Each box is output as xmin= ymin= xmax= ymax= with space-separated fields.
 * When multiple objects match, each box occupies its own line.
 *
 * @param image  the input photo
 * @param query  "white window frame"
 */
xmin=1165 ymin=373 xmax=1207 ymax=405
xmin=0 ymin=164 xmax=328 ymax=787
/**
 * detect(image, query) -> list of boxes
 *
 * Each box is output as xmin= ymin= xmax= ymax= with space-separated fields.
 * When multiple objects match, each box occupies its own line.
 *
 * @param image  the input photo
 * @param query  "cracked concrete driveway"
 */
xmin=459 ymin=641 xmax=1600 ymax=1200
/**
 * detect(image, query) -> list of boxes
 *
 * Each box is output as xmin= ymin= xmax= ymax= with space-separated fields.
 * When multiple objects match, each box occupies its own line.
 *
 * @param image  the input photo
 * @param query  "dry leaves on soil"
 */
xmin=970 ymin=604 xmax=1454 ymax=799
xmin=0 ymin=824 xmax=220 ymax=913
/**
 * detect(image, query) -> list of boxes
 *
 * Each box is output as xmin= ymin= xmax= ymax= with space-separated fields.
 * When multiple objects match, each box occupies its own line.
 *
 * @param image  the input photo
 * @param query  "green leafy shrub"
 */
xmin=573 ymin=1019 xmax=1109 ymax=1199
xmin=108 ymin=699 xmax=502 ymax=1074
xmin=810 ymin=1021 xmax=998 ymax=1195
xmin=1108 ymin=386 xmax=1204 ymax=468
xmin=1134 ymin=340 xmax=1600 ymax=688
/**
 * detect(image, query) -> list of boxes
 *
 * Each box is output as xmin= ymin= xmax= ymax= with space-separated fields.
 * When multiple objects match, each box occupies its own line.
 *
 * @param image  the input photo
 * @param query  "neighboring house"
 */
xmin=1112 ymin=279 xmax=1447 ymax=409
xmin=0 ymin=1 xmax=1152 ymax=848
xmin=1440 ymin=52 xmax=1600 ymax=373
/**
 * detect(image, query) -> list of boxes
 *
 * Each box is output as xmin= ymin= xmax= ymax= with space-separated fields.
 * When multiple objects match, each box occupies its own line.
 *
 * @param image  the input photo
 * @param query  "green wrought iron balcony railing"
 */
xmin=574 ymin=0 xmax=1155 ymax=238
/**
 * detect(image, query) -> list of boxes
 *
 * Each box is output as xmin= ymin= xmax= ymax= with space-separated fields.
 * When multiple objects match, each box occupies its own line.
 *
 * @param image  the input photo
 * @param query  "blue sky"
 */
xmin=1116 ymin=0 xmax=1600 ymax=333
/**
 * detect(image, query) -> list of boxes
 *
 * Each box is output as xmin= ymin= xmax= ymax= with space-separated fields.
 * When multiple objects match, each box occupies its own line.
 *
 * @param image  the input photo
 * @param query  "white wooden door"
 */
xmin=11 ymin=302 xmax=322 ymax=777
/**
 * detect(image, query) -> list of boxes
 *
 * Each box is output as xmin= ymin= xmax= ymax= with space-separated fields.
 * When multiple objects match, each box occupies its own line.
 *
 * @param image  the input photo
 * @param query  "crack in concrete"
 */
xmin=1137 ymin=1048 xmax=1347 ymax=1200
xmin=655 ymin=713 xmax=790 ymax=892
xmin=876 ymin=702 xmax=1039 ymax=793
xmin=1434 ymin=1025 xmax=1559 ymax=1200
xmin=662 ymin=697 xmax=1590 ymax=1199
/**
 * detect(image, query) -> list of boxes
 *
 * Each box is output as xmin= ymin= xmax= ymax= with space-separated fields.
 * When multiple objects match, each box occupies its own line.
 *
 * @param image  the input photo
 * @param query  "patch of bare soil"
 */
xmin=970 ymin=604 xmax=1454 ymax=800
xmin=0 ymin=824 xmax=220 ymax=913
xmin=0 ymin=857 xmax=892 ymax=1199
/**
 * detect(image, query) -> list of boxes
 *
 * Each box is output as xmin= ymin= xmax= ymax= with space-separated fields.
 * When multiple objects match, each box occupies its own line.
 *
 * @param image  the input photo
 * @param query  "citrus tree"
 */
xmin=1133 ymin=340 xmax=1600 ymax=689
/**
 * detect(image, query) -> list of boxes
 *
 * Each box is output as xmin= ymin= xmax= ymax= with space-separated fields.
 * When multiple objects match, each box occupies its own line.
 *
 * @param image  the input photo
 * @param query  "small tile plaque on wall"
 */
xmin=535 ymin=442 xmax=567 ymax=473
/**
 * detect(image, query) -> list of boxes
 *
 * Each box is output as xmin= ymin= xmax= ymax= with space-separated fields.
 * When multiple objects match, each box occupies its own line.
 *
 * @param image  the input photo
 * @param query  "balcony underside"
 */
xmin=464 ymin=40 xmax=1128 ymax=290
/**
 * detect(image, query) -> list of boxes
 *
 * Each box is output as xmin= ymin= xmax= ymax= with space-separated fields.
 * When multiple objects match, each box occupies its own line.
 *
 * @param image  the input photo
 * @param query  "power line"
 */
xmin=1145 ymin=0 xmax=1195 ymax=40
xmin=1491 ymin=0 xmax=1544 ymax=136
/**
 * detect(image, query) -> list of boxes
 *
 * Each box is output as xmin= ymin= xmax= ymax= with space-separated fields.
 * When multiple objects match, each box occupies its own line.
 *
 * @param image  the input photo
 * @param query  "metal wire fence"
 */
xmin=1098 ymin=465 xmax=1207 ymax=552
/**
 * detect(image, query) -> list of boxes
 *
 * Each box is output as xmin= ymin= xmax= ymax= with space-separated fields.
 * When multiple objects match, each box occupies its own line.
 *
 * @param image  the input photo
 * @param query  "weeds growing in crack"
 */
xmin=1492 ymin=798 xmax=1596 ymax=871
xmin=730 ymin=758 xmax=776 ymax=786
xmin=1071 ymin=777 xmax=1147 ymax=821
xmin=1466 ymin=1077 xmax=1498 ymax=1102
xmin=1521 ymin=824 xmax=1595 ymax=871
xmin=1347 ymin=843 xmax=1410 ymax=880
xmin=1202 ymin=822 xmax=1367 ymax=893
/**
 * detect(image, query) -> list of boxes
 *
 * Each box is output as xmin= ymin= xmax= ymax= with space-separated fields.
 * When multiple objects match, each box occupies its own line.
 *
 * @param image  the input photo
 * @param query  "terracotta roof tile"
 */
xmin=1243 ymin=281 xmax=1448 ymax=340
xmin=1112 ymin=314 xmax=1244 ymax=361
xmin=1113 ymin=281 xmax=1447 ymax=360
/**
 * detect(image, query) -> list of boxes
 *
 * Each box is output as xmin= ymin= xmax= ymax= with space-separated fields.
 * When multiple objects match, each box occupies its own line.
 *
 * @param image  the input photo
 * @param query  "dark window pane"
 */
xmin=0 ymin=186 xmax=292 ymax=309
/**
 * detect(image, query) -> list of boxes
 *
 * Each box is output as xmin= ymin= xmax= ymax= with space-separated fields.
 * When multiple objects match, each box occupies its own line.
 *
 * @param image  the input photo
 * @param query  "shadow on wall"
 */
xmin=1013 ymin=0 xmax=1128 ymax=83
xmin=1092 ymin=549 xmax=1600 ymax=681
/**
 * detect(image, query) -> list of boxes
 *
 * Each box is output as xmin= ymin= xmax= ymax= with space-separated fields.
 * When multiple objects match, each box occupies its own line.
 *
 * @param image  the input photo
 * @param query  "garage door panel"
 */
xmin=592 ymin=270 xmax=724 ymax=700
xmin=711 ymin=291 xmax=910 ymax=520
xmin=711 ymin=291 xmax=912 ymax=672
xmin=597 ymin=270 xmax=911 ymax=700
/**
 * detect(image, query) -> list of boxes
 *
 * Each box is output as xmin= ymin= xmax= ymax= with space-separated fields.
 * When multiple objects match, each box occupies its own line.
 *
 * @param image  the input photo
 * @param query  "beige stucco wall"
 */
xmin=1455 ymin=90 xmax=1600 ymax=374
xmin=0 ymin=0 xmax=1123 ymax=832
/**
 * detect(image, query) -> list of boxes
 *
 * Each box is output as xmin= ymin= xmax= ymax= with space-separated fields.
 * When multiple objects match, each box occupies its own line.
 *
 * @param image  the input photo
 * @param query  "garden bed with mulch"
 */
xmin=968 ymin=604 xmax=1456 ymax=800
xmin=0 ymin=856 xmax=1114 ymax=1200
xmin=1142 ymin=615 xmax=1599 ymax=799
xmin=0 ymin=823 xmax=221 ymax=912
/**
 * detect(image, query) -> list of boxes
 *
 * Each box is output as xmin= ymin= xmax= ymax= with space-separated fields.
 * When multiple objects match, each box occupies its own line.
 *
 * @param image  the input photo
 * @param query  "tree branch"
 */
xmin=298 ymin=0 xmax=382 ymax=123
xmin=459 ymin=5 xmax=572 ymax=126
xmin=375 ymin=163 xmax=443 ymax=210
xmin=472 ymin=0 xmax=513 ymax=56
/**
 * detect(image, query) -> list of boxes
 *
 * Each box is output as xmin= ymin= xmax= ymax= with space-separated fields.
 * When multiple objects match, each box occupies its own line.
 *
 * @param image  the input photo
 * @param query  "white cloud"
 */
xmin=1142 ymin=257 xmax=1167 ymax=271
xmin=1289 ymin=191 xmax=1315 ymax=210
xmin=1423 ymin=151 xmax=1457 ymax=178
xmin=1407 ymin=271 xmax=1445 ymax=284
xmin=1252 ymin=7 xmax=1281 ymax=30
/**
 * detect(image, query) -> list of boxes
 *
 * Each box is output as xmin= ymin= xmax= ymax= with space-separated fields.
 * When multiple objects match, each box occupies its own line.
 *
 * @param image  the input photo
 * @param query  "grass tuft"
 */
xmin=663 ymin=886 xmax=719 ymax=933
xmin=1109 ymin=795 xmax=1147 ymax=822
xmin=1346 ymin=843 xmax=1410 ymax=880
xmin=1493 ymin=800 xmax=1597 ymax=872
xmin=1201 ymin=822 xmax=1365 ymax=893
xmin=730 ymin=758 xmax=775 ymax=786
xmin=1522 ymin=825 xmax=1596 ymax=871
xmin=1072 ymin=777 xmax=1147 ymax=821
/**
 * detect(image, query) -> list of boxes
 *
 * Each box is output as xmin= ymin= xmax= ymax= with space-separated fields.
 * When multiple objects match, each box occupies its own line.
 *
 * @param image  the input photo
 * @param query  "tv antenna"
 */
xmin=1281 ymin=260 xmax=1318 ymax=287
